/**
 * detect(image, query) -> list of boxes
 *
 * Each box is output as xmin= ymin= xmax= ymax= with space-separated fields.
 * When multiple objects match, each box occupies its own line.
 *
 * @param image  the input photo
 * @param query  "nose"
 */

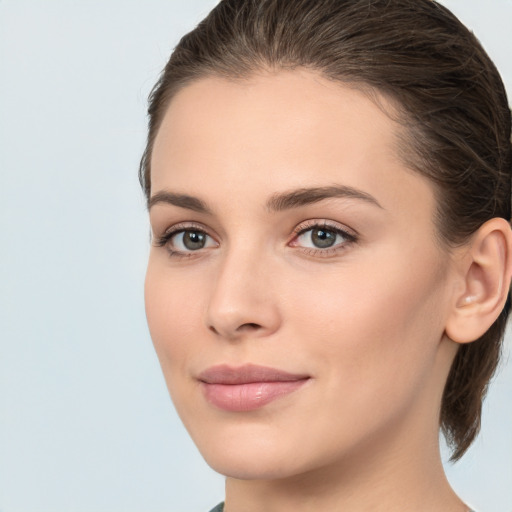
xmin=205 ymin=245 xmax=281 ymax=341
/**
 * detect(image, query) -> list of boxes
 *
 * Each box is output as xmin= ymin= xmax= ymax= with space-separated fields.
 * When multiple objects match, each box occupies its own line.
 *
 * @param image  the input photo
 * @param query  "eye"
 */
xmin=155 ymin=225 xmax=218 ymax=256
xmin=298 ymin=227 xmax=339 ymax=249
xmin=172 ymin=230 xmax=215 ymax=251
xmin=290 ymin=221 xmax=357 ymax=254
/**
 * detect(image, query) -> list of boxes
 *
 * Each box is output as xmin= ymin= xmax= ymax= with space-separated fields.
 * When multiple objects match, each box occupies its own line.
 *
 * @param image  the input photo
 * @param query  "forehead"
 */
xmin=150 ymin=69 xmax=435 ymax=221
xmin=152 ymin=70 xmax=398 ymax=173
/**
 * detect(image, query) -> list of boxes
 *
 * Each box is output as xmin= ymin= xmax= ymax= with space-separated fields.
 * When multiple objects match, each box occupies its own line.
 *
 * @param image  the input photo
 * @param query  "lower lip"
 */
xmin=201 ymin=379 xmax=309 ymax=412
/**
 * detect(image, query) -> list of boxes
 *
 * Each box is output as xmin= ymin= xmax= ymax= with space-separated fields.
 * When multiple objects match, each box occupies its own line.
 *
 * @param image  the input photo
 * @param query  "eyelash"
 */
xmin=155 ymin=220 xmax=358 ymax=259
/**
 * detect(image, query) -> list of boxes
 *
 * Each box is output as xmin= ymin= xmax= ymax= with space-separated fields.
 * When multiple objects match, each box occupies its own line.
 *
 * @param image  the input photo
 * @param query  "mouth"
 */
xmin=198 ymin=364 xmax=311 ymax=412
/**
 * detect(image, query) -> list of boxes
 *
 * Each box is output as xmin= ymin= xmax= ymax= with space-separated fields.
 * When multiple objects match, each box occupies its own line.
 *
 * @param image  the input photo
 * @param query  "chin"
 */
xmin=203 ymin=449 xmax=308 ymax=481
xmin=187 ymin=422 xmax=312 ymax=480
xmin=189 ymin=421 xmax=356 ymax=484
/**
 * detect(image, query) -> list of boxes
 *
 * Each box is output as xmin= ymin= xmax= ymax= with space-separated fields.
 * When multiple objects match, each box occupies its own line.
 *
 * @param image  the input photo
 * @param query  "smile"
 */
xmin=198 ymin=364 xmax=311 ymax=412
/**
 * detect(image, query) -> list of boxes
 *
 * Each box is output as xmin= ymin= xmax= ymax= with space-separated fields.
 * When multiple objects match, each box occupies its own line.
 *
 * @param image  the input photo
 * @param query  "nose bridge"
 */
xmin=205 ymin=238 xmax=280 ymax=339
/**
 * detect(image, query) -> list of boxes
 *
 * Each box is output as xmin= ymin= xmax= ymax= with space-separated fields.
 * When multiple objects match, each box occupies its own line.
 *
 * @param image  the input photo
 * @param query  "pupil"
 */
xmin=183 ymin=231 xmax=206 ymax=250
xmin=311 ymin=229 xmax=336 ymax=248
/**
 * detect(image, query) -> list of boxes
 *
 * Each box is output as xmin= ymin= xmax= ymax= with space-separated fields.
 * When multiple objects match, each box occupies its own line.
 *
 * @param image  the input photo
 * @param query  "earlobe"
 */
xmin=445 ymin=218 xmax=512 ymax=344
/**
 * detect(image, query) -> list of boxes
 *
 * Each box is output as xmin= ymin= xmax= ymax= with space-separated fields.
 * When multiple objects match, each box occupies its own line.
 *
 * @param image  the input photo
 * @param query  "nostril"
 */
xmin=237 ymin=322 xmax=262 ymax=331
xmin=208 ymin=322 xmax=261 ymax=338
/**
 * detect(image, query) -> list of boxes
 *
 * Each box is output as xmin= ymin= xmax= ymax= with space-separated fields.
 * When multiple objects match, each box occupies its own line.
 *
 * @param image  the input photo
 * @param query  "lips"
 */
xmin=198 ymin=364 xmax=310 ymax=412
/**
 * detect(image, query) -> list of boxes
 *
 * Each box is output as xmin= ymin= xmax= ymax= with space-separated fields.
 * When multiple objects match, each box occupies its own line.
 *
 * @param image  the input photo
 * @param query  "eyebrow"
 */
xmin=266 ymin=185 xmax=383 ymax=212
xmin=148 ymin=185 xmax=382 ymax=213
xmin=148 ymin=191 xmax=212 ymax=214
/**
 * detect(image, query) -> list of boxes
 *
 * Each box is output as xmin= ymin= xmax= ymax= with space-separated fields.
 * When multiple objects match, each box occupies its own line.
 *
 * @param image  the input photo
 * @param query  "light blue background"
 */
xmin=0 ymin=1 xmax=510 ymax=511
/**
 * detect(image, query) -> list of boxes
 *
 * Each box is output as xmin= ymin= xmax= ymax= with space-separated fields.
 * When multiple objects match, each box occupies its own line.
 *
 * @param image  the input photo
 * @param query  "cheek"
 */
xmin=144 ymin=258 xmax=203 ymax=370
xmin=286 ymin=246 xmax=448 ymax=402
xmin=144 ymin=258 xmax=213 ymax=421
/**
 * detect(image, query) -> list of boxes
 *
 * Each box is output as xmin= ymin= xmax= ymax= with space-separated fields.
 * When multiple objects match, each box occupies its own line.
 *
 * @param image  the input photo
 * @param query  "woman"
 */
xmin=140 ymin=1 xmax=511 ymax=510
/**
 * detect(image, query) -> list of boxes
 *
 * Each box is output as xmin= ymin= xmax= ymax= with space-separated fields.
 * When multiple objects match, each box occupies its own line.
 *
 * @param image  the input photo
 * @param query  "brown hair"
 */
xmin=139 ymin=0 xmax=512 ymax=460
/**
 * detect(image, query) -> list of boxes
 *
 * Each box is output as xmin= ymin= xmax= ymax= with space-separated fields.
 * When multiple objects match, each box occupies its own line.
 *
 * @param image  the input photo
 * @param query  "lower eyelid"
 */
xmin=298 ymin=242 xmax=352 ymax=255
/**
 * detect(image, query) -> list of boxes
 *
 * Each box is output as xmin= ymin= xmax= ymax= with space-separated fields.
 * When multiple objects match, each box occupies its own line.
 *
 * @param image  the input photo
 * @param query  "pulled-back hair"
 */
xmin=139 ymin=0 xmax=512 ymax=460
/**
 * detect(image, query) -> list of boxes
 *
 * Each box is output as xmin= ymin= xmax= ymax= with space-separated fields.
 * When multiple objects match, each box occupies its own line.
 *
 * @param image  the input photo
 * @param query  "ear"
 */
xmin=445 ymin=217 xmax=512 ymax=344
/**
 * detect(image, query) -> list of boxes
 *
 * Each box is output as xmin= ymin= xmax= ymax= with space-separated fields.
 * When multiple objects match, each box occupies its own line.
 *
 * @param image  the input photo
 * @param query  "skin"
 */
xmin=145 ymin=70 xmax=476 ymax=511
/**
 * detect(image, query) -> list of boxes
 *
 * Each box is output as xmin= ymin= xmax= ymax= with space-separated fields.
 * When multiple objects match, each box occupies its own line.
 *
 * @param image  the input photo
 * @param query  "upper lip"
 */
xmin=198 ymin=364 xmax=310 ymax=385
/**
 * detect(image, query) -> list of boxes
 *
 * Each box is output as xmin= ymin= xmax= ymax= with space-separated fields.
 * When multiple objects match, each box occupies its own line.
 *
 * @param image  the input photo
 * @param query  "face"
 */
xmin=145 ymin=70 xmax=457 ymax=480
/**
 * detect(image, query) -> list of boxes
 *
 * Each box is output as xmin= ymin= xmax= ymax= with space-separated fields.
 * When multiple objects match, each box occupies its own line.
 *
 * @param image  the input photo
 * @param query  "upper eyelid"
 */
xmin=292 ymin=219 xmax=358 ymax=238
xmin=163 ymin=221 xmax=209 ymax=234
xmin=156 ymin=221 xmax=215 ymax=240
